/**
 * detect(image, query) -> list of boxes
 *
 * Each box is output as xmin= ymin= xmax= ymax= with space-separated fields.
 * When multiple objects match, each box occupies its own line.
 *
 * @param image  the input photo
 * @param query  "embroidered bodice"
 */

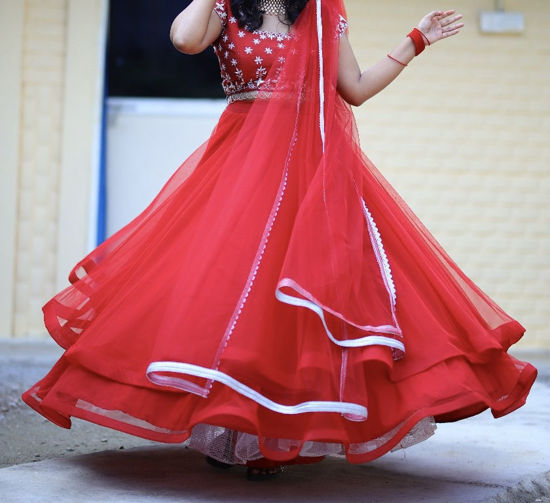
xmin=212 ymin=0 xmax=348 ymax=103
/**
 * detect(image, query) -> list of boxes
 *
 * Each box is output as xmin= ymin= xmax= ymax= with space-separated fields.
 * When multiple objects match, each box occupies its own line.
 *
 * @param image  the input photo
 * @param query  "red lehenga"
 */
xmin=23 ymin=0 xmax=537 ymax=465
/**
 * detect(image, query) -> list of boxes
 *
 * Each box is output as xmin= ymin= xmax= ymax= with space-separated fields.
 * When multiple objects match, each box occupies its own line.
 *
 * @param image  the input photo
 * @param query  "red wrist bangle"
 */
xmin=419 ymin=30 xmax=431 ymax=46
xmin=387 ymin=54 xmax=407 ymax=67
xmin=407 ymin=28 xmax=426 ymax=56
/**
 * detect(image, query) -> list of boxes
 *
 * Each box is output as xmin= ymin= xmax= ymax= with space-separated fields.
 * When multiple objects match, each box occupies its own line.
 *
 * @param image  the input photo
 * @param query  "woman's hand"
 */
xmin=337 ymin=9 xmax=464 ymax=107
xmin=417 ymin=10 xmax=464 ymax=45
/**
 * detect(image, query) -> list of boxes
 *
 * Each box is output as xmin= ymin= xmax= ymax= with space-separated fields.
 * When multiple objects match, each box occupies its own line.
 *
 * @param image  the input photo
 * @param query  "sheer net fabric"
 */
xmin=189 ymin=417 xmax=437 ymax=465
xmin=22 ymin=0 xmax=536 ymax=465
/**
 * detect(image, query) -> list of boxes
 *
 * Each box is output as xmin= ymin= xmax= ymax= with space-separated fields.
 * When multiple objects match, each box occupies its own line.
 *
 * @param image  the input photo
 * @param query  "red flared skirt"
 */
xmin=23 ymin=100 xmax=537 ymax=465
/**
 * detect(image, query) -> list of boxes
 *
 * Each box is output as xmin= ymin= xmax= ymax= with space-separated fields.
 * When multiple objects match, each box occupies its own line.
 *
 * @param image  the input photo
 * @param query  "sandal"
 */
xmin=246 ymin=465 xmax=282 ymax=481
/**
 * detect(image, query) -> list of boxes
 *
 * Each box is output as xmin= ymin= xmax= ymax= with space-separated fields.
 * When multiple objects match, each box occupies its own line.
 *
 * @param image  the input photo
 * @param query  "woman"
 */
xmin=23 ymin=0 xmax=537 ymax=482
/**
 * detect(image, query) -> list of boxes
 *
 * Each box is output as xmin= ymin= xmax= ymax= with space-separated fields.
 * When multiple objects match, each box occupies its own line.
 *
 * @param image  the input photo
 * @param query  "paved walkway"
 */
xmin=1 ymin=343 xmax=549 ymax=502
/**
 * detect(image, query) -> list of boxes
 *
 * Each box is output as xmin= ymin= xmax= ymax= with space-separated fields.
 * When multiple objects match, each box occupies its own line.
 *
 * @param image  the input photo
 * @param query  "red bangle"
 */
xmin=387 ymin=54 xmax=407 ymax=67
xmin=407 ymin=28 xmax=426 ymax=56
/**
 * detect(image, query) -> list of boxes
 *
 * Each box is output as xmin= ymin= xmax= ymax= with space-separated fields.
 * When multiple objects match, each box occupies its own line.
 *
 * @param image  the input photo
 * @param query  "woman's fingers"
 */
xmin=443 ymin=27 xmax=462 ymax=38
xmin=423 ymin=10 xmax=444 ymax=23
xmin=441 ymin=14 xmax=463 ymax=27
xmin=440 ymin=9 xmax=457 ymax=17
xmin=442 ymin=20 xmax=465 ymax=37
xmin=443 ymin=19 xmax=464 ymax=31
xmin=434 ymin=10 xmax=458 ymax=24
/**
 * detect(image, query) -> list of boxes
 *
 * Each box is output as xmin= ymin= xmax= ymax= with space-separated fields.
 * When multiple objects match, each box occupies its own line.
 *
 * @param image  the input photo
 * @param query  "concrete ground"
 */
xmin=1 ymin=340 xmax=549 ymax=503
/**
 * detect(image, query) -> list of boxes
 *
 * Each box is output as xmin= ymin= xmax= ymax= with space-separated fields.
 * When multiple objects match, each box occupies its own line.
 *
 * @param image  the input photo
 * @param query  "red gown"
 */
xmin=23 ymin=0 xmax=537 ymax=465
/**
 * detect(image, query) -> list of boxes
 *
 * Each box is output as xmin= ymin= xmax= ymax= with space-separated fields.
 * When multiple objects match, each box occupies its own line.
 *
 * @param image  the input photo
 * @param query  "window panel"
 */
xmin=107 ymin=0 xmax=224 ymax=98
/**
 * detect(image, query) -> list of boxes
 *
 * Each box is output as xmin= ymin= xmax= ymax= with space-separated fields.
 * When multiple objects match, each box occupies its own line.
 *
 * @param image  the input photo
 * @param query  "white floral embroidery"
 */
xmin=212 ymin=12 xmax=297 ymax=102
xmin=336 ymin=15 xmax=349 ymax=38
xmin=214 ymin=2 xmax=227 ymax=25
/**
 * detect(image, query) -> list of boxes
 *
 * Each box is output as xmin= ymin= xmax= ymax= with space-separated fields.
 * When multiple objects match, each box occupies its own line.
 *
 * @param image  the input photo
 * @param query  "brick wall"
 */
xmin=5 ymin=0 xmax=549 ymax=348
xmin=13 ymin=0 xmax=68 ymax=336
xmin=346 ymin=0 xmax=549 ymax=348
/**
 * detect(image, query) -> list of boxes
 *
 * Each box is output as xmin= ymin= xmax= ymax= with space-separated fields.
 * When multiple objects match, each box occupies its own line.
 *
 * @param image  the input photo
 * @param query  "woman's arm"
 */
xmin=337 ymin=10 xmax=464 ymax=107
xmin=171 ymin=0 xmax=224 ymax=54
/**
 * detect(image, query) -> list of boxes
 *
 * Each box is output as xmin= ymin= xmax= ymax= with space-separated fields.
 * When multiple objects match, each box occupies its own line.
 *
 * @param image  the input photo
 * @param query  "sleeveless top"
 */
xmin=212 ymin=0 xmax=349 ymax=103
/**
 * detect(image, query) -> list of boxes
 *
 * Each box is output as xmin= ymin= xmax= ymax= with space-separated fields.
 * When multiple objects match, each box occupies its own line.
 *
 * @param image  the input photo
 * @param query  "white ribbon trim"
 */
xmin=147 ymin=361 xmax=368 ymax=419
xmin=276 ymin=278 xmax=405 ymax=351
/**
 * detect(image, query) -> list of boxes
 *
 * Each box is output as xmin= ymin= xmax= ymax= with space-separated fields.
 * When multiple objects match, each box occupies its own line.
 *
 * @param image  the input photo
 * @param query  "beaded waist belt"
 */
xmin=227 ymin=91 xmax=260 ymax=103
xmin=226 ymin=88 xmax=299 ymax=104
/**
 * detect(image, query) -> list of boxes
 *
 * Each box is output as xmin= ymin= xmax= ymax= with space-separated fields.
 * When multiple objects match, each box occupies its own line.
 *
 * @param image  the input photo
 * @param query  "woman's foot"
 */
xmin=246 ymin=465 xmax=282 ymax=481
xmin=206 ymin=454 xmax=282 ymax=479
xmin=205 ymin=455 xmax=234 ymax=469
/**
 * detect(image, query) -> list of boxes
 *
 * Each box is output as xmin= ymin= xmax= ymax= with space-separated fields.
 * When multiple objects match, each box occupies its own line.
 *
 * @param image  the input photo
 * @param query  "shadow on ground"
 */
xmin=2 ymin=342 xmax=549 ymax=503
xmin=1 ymin=445 xmax=505 ymax=503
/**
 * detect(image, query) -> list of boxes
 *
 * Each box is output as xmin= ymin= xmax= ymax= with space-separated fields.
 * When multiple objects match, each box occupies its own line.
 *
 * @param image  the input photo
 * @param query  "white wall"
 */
xmin=0 ymin=1 xmax=24 ymax=337
xmin=105 ymin=98 xmax=226 ymax=236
